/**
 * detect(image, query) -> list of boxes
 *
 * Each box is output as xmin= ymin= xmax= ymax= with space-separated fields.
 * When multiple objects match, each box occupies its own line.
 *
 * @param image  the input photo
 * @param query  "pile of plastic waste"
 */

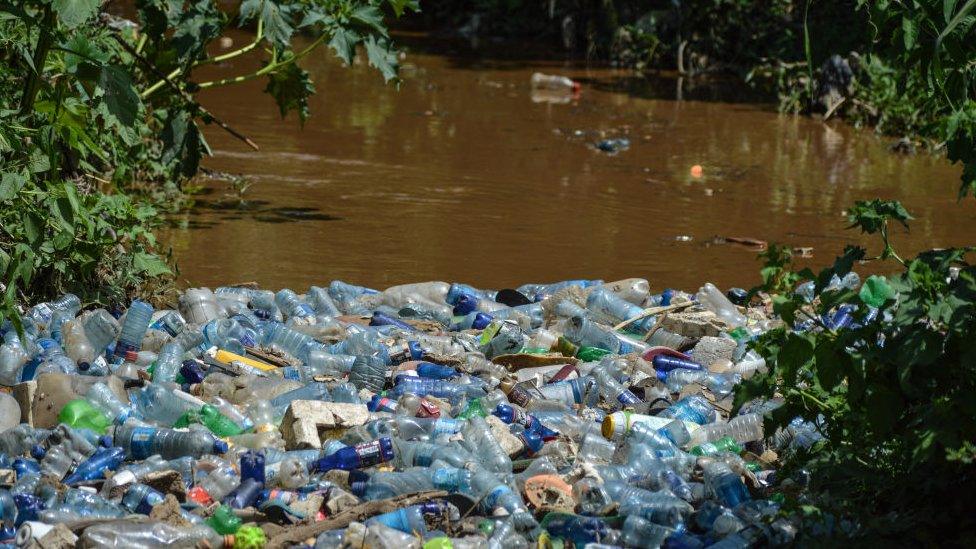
xmin=0 ymin=276 xmax=828 ymax=548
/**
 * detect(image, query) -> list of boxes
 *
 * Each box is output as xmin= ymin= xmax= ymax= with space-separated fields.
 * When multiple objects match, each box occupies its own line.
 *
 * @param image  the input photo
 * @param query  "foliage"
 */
xmin=0 ymin=0 xmax=416 ymax=328
xmin=736 ymin=199 xmax=976 ymax=543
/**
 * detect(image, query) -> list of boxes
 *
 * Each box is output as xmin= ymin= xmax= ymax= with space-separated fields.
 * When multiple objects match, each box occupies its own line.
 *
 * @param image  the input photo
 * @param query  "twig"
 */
xmin=613 ymin=301 xmax=694 ymax=331
xmin=111 ymin=35 xmax=259 ymax=151
xmin=823 ymin=96 xmax=846 ymax=121
xmin=265 ymin=491 xmax=449 ymax=548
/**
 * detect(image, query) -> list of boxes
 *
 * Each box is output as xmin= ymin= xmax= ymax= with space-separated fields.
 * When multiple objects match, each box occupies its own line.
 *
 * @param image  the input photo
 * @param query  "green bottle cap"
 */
xmin=423 ymin=538 xmax=454 ymax=549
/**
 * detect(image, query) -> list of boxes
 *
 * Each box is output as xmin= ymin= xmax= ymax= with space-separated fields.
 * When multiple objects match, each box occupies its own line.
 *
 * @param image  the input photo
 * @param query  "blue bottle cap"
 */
xmin=452 ymin=293 xmax=478 ymax=316
xmin=29 ymin=445 xmax=45 ymax=460
xmin=213 ymin=440 xmax=229 ymax=454
xmin=98 ymin=435 xmax=114 ymax=448
xmin=408 ymin=340 xmax=424 ymax=360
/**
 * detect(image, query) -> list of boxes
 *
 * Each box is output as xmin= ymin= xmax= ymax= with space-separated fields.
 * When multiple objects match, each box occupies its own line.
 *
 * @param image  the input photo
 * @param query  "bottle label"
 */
xmin=128 ymin=427 xmax=157 ymax=460
xmin=431 ymin=419 xmax=462 ymax=438
xmin=616 ymin=390 xmax=641 ymax=407
xmin=355 ymin=440 xmax=388 ymax=466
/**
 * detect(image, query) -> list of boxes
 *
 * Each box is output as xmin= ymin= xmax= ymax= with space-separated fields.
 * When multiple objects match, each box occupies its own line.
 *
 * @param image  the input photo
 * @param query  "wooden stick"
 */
xmin=265 ymin=491 xmax=449 ymax=548
xmin=613 ymin=301 xmax=694 ymax=331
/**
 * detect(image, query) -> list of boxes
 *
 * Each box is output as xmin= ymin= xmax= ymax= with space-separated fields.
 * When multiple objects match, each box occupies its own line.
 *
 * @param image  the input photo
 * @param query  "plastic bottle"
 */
xmin=471 ymin=469 xmax=536 ymax=529
xmin=78 ymin=521 xmax=227 ymax=548
xmin=303 ymin=349 xmax=356 ymax=380
xmin=351 ymin=468 xmax=436 ymax=500
xmin=307 ymin=286 xmax=341 ymax=317
xmin=63 ymin=446 xmax=126 ymax=484
xmin=276 ymin=289 xmax=317 ymax=322
xmin=366 ymin=504 xmax=430 ymax=535
xmin=115 ymin=300 xmax=154 ymax=358
xmin=135 ymin=383 xmax=205 ymax=426
xmin=691 ymin=436 xmax=743 ymax=457
xmin=659 ymin=395 xmax=717 ymax=425
xmin=461 ymin=417 xmax=512 ymax=475
xmin=530 ymin=72 xmax=580 ymax=92
xmin=58 ymin=399 xmax=111 ymax=434
xmin=187 ymin=464 xmax=239 ymax=505
xmin=82 ymin=309 xmax=120 ymax=357
xmin=0 ymin=330 xmax=30 ymax=386
xmin=32 ymin=338 xmax=77 ymax=377
xmin=697 ymin=283 xmax=747 ymax=327
xmin=703 ymin=460 xmax=751 ymax=507
xmin=179 ymin=288 xmax=222 ymax=324
xmin=314 ymin=438 xmax=395 ymax=472
xmin=586 ymin=287 xmax=654 ymax=332
xmin=389 ymin=376 xmax=485 ymax=403
xmin=86 ymin=382 xmax=139 ymax=424
xmin=393 ymin=439 xmax=475 ymax=469
xmin=604 ymin=481 xmax=694 ymax=527
xmin=621 ymin=515 xmax=673 ymax=548
xmin=114 ymin=423 xmax=228 ymax=460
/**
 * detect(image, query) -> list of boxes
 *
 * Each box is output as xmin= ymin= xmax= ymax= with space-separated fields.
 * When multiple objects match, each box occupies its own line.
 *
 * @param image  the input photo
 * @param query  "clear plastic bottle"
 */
xmin=116 ymin=300 xmax=154 ymax=357
xmin=461 ymin=417 xmax=512 ymax=475
xmin=351 ymin=468 xmax=436 ymax=500
xmin=703 ymin=460 xmax=751 ymax=507
xmin=187 ymin=464 xmax=239 ymax=504
xmin=586 ymin=287 xmax=653 ymax=332
xmin=348 ymin=355 xmax=388 ymax=393
xmin=621 ymin=515 xmax=673 ymax=548
xmin=78 ymin=521 xmax=227 ymax=548
xmin=471 ymin=468 xmax=536 ymax=529
xmin=262 ymin=321 xmax=320 ymax=363
xmin=697 ymin=283 xmax=747 ymax=327
xmin=179 ymin=287 xmax=222 ymax=324
xmin=307 ymin=286 xmax=341 ymax=317
xmin=61 ymin=319 xmax=95 ymax=367
xmin=32 ymin=338 xmax=78 ymax=377
xmin=276 ymin=289 xmax=317 ymax=322
xmin=136 ymin=383 xmax=204 ymax=426
xmin=0 ymin=330 xmax=30 ymax=385
xmin=83 ymin=309 xmax=120 ymax=356
xmin=530 ymin=72 xmax=580 ymax=91
xmin=659 ymin=395 xmax=717 ymax=425
xmin=604 ymin=481 xmax=694 ymax=527
xmin=86 ymin=382 xmax=140 ymax=424
xmin=151 ymin=341 xmax=184 ymax=383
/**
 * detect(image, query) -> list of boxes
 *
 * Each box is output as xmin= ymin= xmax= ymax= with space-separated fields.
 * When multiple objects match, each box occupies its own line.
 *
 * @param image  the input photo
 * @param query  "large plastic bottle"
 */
xmin=275 ymin=289 xmax=317 ymax=322
xmin=461 ymin=417 xmax=511 ymax=475
xmin=703 ymin=460 xmax=751 ymax=507
xmin=0 ymin=330 xmax=30 ymax=386
xmin=136 ymin=383 xmax=204 ymax=426
xmin=658 ymin=395 xmax=718 ymax=425
xmin=114 ymin=423 xmax=228 ymax=460
xmin=307 ymin=286 xmax=341 ymax=317
xmin=351 ymin=468 xmax=436 ymax=500
xmin=604 ymin=481 xmax=694 ymax=527
xmin=179 ymin=288 xmax=222 ymax=324
xmin=82 ymin=309 xmax=120 ymax=357
xmin=115 ymin=300 xmax=154 ymax=358
xmin=32 ymin=338 xmax=77 ymax=377
xmin=586 ymin=287 xmax=654 ymax=332
xmin=78 ymin=521 xmax=227 ymax=548
xmin=697 ymin=283 xmax=747 ymax=327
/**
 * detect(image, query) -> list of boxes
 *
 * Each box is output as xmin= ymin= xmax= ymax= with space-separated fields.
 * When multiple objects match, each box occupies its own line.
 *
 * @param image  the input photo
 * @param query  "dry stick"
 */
xmin=823 ymin=96 xmax=846 ymax=121
xmin=265 ymin=491 xmax=449 ymax=548
xmin=111 ymin=35 xmax=260 ymax=151
xmin=613 ymin=301 xmax=694 ymax=332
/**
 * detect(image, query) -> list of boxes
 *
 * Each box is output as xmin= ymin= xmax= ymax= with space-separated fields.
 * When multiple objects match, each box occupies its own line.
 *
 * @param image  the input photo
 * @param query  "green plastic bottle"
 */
xmin=690 ymin=436 xmax=743 ymax=456
xmin=176 ymin=405 xmax=243 ymax=437
xmin=456 ymin=398 xmax=487 ymax=419
xmin=207 ymin=504 xmax=242 ymax=535
xmin=58 ymin=399 xmax=111 ymax=434
xmin=576 ymin=346 xmax=612 ymax=362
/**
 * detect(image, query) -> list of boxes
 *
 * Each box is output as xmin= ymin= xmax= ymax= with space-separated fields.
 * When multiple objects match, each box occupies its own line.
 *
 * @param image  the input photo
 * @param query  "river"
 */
xmin=166 ymin=31 xmax=973 ymax=294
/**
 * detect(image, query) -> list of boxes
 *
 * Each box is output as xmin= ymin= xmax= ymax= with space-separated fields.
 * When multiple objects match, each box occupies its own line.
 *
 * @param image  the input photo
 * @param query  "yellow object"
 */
xmin=214 ymin=349 xmax=276 ymax=372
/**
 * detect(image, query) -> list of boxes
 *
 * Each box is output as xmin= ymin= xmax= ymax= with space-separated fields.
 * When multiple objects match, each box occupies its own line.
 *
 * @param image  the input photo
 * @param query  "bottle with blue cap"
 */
xmin=114 ymin=423 xmax=228 ymax=460
xmin=62 ymin=446 xmax=125 ymax=484
xmin=314 ymin=437 xmax=394 ymax=472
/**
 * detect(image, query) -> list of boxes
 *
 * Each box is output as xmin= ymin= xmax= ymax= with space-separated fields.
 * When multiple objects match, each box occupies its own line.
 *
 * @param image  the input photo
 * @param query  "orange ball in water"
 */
xmin=690 ymin=165 xmax=704 ymax=178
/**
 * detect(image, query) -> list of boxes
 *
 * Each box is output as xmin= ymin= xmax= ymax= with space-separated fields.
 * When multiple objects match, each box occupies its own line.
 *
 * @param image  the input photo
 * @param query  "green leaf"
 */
xmin=388 ymin=0 xmax=420 ymax=17
xmin=0 ymin=172 xmax=26 ymax=202
xmin=364 ymin=35 xmax=398 ymax=83
xmin=23 ymin=213 xmax=43 ymax=246
xmin=264 ymin=60 xmax=314 ymax=124
xmin=98 ymin=66 xmax=140 ymax=128
xmin=902 ymin=16 xmax=919 ymax=50
xmin=351 ymin=5 xmax=386 ymax=35
xmin=29 ymin=149 xmax=50 ymax=173
xmin=779 ymin=332 xmax=815 ymax=385
xmin=132 ymin=252 xmax=172 ymax=276
xmin=814 ymin=341 xmax=845 ymax=391
xmin=161 ymin=110 xmax=204 ymax=179
xmin=241 ymin=0 xmax=294 ymax=47
xmin=329 ymin=27 xmax=360 ymax=65
xmin=53 ymin=0 xmax=100 ymax=29
xmin=859 ymin=275 xmax=894 ymax=308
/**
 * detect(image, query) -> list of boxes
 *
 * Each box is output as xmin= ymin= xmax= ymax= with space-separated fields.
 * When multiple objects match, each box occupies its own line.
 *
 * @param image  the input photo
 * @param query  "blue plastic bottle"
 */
xmin=314 ymin=438 xmax=394 ymax=472
xmin=115 ymin=300 xmax=154 ymax=358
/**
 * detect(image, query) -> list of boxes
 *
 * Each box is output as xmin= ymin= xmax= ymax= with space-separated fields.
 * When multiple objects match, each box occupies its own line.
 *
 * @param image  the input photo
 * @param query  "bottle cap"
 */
xmin=213 ymin=440 xmax=230 ymax=454
xmin=601 ymin=411 xmax=629 ymax=439
xmin=125 ymin=350 xmax=138 ymax=363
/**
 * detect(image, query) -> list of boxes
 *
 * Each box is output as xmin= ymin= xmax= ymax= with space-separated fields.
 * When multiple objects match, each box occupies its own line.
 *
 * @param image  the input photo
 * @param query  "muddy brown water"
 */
xmin=167 ymin=32 xmax=974 ymax=295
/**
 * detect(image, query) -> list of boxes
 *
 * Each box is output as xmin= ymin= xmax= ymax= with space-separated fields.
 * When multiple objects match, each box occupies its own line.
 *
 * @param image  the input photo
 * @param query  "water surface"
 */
xmin=167 ymin=32 xmax=973 ymax=292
